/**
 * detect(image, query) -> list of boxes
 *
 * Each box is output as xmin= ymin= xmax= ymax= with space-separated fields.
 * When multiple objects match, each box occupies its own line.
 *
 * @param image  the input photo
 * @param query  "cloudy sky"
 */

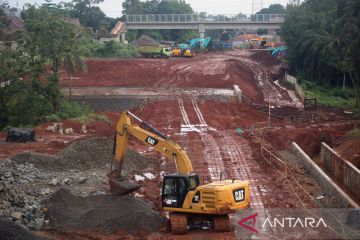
xmin=8 ymin=0 xmax=290 ymax=18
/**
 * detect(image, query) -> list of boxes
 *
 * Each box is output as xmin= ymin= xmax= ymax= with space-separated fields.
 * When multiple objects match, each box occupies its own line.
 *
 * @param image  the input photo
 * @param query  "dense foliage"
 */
xmin=0 ymin=8 xmax=9 ymax=39
xmin=257 ymin=4 xmax=286 ymax=14
xmin=281 ymin=0 xmax=360 ymax=108
xmin=0 ymin=5 xmax=91 ymax=130
xmin=93 ymin=41 xmax=137 ymax=58
xmin=22 ymin=0 xmax=114 ymax=31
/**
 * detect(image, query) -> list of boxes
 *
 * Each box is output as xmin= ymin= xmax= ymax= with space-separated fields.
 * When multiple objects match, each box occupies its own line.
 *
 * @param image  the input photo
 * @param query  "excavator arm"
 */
xmin=109 ymin=111 xmax=193 ymax=195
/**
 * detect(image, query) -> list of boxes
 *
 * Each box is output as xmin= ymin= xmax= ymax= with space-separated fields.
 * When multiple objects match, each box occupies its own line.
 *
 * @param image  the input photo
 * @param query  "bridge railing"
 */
xmin=126 ymin=14 xmax=285 ymax=23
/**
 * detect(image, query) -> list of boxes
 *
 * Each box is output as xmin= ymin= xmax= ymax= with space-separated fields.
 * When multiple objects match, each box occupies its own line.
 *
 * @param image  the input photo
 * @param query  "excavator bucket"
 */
xmin=109 ymin=175 xmax=140 ymax=196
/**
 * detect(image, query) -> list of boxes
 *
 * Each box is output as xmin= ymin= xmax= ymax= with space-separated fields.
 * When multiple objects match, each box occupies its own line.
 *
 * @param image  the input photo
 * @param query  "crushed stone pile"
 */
xmin=0 ymin=160 xmax=46 ymax=231
xmin=11 ymin=137 xmax=154 ymax=173
xmin=131 ymin=35 xmax=160 ymax=47
xmin=1 ymin=137 xmax=159 ymax=233
xmin=0 ymin=217 xmax=42 ymax=240
xmin=11 ymin=137 xmax=114 ymax=171
xmin=43 ymin=188 xmax=164 ymax=234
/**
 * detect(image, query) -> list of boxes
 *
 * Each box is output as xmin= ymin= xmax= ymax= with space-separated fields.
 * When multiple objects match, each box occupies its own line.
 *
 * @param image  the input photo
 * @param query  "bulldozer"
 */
xmin=109 ymin=111 xmax=250 ymax=234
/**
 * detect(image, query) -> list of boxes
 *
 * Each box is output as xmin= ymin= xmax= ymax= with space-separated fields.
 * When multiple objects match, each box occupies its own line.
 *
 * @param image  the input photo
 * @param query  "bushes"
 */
xmin=0 ymin=77 xmax=95 ymax=130
xmin=57 ymin=101 xmax=92 ymax=119
xmin=46 ymin=100 xmax=92 ymax=123
xmin=94 ymin=41 xmax=137 ymax=58
xmin=45 ymin=101 xmax=110 ymax=125
xmin=1 ymin=81 xmax=53 ymax=129
xmin=347 ymin=128 xmax=360 ymax=138
xmin=301 ymin=80 xmax=356 ymax=109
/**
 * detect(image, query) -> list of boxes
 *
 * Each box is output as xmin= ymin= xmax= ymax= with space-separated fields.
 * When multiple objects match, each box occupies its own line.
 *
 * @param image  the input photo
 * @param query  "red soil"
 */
xmin=60 ymin=52 xmax=264 ymax=103
xmin=0 ymin=117 xmax=116 ymax=160
xmin=336 ymin=138 xmax=360 ymax=168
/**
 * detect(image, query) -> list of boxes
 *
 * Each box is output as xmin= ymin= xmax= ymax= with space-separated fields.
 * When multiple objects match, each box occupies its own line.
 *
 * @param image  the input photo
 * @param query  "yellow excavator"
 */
xmin=109 ymin=111 xmax=250 ymax=234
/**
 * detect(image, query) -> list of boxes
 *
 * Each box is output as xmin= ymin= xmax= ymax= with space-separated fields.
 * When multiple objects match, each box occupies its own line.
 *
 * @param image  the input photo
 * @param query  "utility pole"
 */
xmin=252 ymin=0 xmax=264 ymax=15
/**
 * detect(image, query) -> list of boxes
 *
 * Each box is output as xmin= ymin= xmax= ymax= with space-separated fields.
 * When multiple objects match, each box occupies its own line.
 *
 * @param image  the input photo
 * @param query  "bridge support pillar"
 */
xmin=121 ymin=32 xmax=126 ymax=44
xmin=198 ymin=24 xmax=205 ymax=38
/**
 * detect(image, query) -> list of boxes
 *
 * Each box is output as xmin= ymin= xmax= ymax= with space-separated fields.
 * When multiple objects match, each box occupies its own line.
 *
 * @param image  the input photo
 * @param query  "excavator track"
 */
xmin=170 ymin=212 xmax=188 ymax=235
xmin=213 ymin=215 xmax=231 ymax=232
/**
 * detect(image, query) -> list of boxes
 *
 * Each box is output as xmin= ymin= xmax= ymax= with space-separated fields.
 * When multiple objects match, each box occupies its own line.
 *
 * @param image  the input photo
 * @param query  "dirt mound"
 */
xmin=131 ymin=35 xmax=160 ymax=47
xmin=11 ymin=137 xmax=155 ymax=174
xmin=227 ymin=60 xmax=263 ymax=103
xmin=11 ymin=138 xmax=112 ymax=171
xmin=336 ymin=138 xmax=360 ymax=168
xmin=250 ymin=51 xmax=281 ymax=67
xmin=0 ymin=217 xmax=42 ymax=240
xmin=262 ymin=128 xmax=337 ymax=157
xmin=42 ymin=188 xmax=164 ymax=234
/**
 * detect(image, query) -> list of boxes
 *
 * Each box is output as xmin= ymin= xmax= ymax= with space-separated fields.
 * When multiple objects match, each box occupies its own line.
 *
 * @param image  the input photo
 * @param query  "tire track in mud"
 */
xmin=189 ymin=95 xmax=216 ymax=131
xmin=181 ymin=95 xmax=264 ymax=207
xmin=227 ymin=52 xmax=301 ymax=108
xmin=155 ymin=63 xmax=193 ymax=88
xmin=217 ymin=132 xmax=264 ymax=208
xmin=176 ymin=96 xmax=224 ymax=181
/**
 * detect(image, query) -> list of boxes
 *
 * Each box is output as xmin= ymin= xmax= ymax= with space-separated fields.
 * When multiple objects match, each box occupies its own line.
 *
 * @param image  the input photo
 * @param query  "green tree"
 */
xmin=23 ymin=5 xmax=81 ymax=111
xmin=0 ymin=44 xmax=53 ymax=129
xmin=122 ymin=0 xmax=144 ymax=15
xmin=63 ymin=48 xmax=87 ymax=99
xmin=72 ymin=0 xmax=108 ymax=30
xmin=0 ymin=8 xmax=10 ymax=39
xmin=338 ymin=0 xmax=360 ymax=107
xmin=157 ymin=0 xmax=193 ymax=14
xmin=258 ymin=4 xmax=286 ymax=14
xmin=124 ymin=0 xmax=196 ymax=41
xmin=281 ymin=0 xmax=360 ymax=108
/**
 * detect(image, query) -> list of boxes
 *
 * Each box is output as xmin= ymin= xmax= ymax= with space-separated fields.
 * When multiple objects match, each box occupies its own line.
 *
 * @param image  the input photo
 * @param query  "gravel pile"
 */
xmin=1 ymin=137 xmax=159 ymax=234
xmin=0 ymin=217 xmax=42 ymax=240
xmin=12 ymin=137 xmax=113 ymax=171
xmin=12 ymin=137 xmax=155 ymax=175
xmin=131 ymin=35 xmax=160 ymax=47
xmin=0 ymin=160 xmax=46 ymax=231
xmin=43 ymin=188 xmax=164 ymax=234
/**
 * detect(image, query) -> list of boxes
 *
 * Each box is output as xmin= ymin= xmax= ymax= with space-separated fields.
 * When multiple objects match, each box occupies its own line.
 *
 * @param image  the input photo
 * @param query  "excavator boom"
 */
xmin=109 ymin=111 xmax=193 ymax=195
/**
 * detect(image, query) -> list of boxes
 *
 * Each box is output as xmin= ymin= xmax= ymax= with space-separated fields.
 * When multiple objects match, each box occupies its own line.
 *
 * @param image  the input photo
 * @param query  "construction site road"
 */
xmin=1 ymin=50 xmax=359 ymax=239
xmin=61 ymin=50 xmax=291 ymax=106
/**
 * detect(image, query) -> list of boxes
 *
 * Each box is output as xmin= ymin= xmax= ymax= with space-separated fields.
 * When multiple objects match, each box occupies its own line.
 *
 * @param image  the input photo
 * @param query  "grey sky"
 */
xmin=6 ymin=0 xmax=290 ymax=18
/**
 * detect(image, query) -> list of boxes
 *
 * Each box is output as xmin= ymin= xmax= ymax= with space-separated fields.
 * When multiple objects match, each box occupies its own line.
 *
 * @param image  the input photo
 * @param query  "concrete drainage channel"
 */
xmin=64 ymin=86 xmax=243 ymax=103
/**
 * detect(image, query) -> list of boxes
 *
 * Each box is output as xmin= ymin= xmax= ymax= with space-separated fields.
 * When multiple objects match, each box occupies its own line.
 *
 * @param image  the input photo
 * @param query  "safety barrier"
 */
xmin=126 ymin=14 xmax=286 ymax=23
xmin=260 ymin=146 xmax=316 ymax=207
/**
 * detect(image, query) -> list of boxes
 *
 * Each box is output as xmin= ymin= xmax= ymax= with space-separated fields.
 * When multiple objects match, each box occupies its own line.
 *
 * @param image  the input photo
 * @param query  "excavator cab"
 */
xmin=162 ymin=174 xmax=199 ymax=208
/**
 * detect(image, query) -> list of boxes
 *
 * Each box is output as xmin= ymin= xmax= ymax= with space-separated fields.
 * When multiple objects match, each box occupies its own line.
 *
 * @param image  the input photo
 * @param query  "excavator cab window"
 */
xmin=162 ymin=176 xmax=190 ymax=208
xmin=188 ymin=175 xmax=199 ymax=191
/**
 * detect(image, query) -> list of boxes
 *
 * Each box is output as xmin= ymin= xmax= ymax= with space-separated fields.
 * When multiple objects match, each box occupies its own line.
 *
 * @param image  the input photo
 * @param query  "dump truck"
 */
xmin=108 ymin=111 xmax=251 ymax=235
xmin=137 ymin=45 xmax=172 ymax=58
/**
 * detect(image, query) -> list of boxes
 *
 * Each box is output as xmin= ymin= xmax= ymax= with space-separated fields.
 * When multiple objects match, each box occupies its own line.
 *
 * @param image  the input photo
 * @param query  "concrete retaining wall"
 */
xmin=233 ymin=85 xmax=242 ymax=103
xmin=284 ymin=74 xmax=305 ymax=103
xmin=291 ymin=142 xmax=359 ymax=208
xmin=320 ymin=142 xmax=360 ymax=202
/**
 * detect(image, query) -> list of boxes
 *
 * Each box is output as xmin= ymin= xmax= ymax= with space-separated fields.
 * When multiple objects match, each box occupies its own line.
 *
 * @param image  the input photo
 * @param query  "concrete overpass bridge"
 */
xmin=125 ymin=14 xmax=285 ymax=38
